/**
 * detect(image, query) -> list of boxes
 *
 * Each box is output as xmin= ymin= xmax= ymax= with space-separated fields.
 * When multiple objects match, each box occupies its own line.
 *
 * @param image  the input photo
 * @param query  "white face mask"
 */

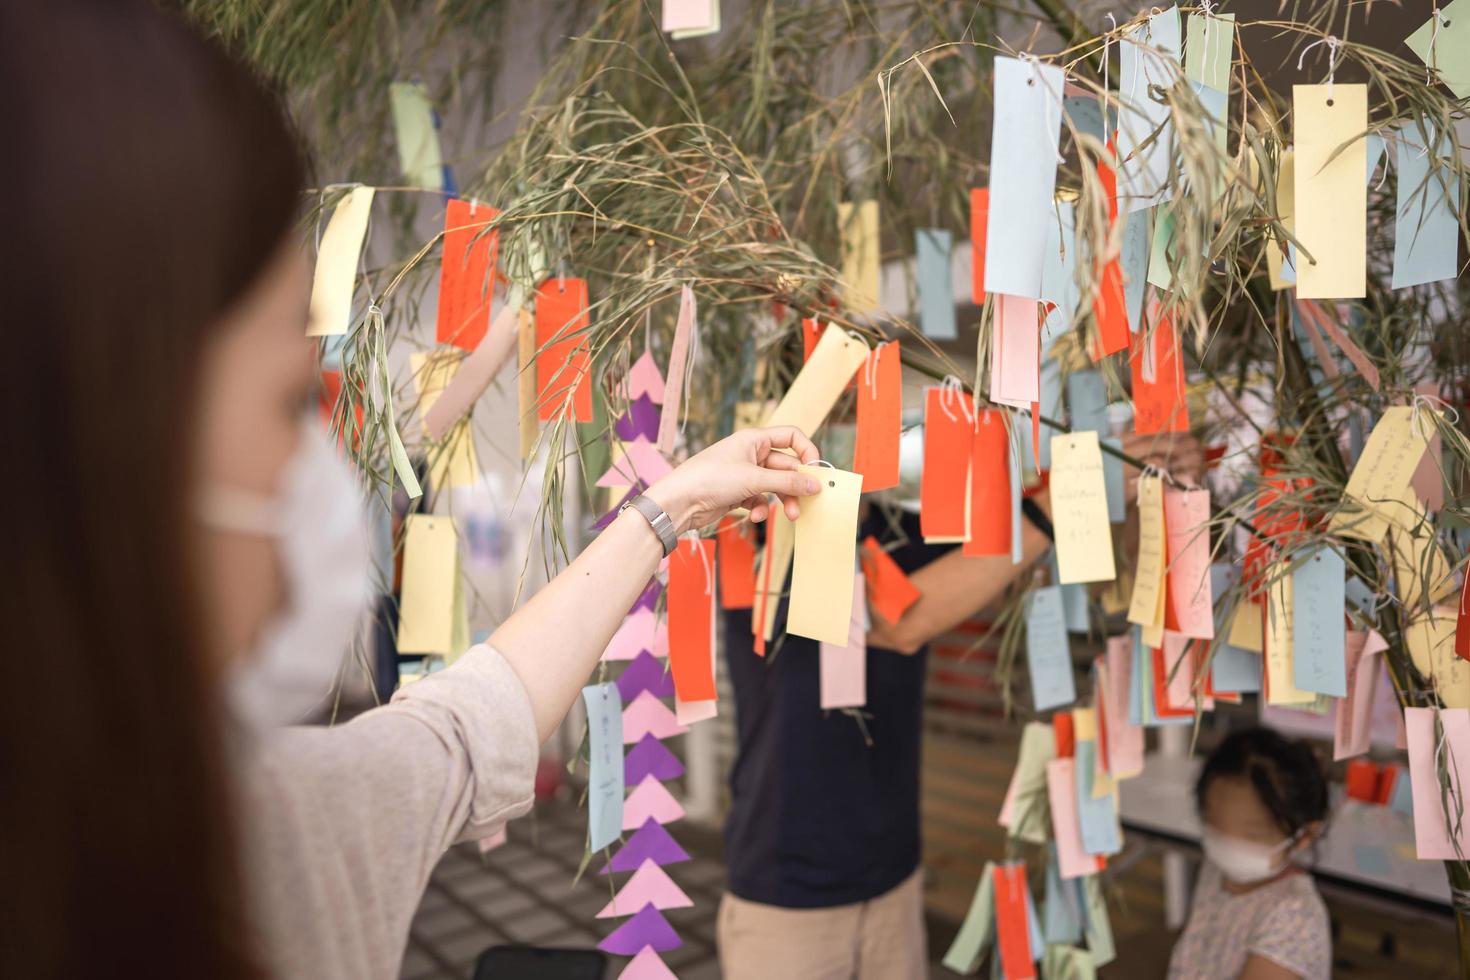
xmin=1201 ymin=826 xmax=1299 ymax=884
xmin=200 ymin=421 xmax=373 ymax=728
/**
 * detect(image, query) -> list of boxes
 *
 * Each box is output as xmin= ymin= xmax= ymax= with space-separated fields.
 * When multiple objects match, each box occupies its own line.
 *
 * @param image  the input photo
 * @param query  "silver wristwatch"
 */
xmin=621 ymin=494 xmax=678 ymax=556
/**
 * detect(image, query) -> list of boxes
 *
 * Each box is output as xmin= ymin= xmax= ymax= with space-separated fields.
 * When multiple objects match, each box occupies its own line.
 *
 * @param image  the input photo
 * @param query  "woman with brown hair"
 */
xmin=0 ymin=3 xmax=821 ymax=977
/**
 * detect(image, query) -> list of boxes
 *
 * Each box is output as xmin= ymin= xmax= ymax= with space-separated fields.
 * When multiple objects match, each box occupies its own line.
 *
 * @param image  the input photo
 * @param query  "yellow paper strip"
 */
xmin=839 ymin=200 xmax=881 ymax=313
xmin=1127 ymin=475 xmax=1166 ymax=629
xmin=788 ymin=465 xmax=863 ymax=646
xmin=517 ymin=308 xmax=538 ymax=460
xmin=756 ymin=507 xmax=795 ymax=643
xmin=1050 ymin=431 xmax=1118 ymax=584
xmin=398 ymin=515 xmax=459 ymax=654
xmin=411 ymin=351 xmax=481 ymax=489
xmin=762 ymin=325 xmax=869 ymax=437
xmin=1327 ymin=406 xmax=1433 ymax=543
xmin=1406 ymin=609 xmax=1470 ymax=709
xmin=307 ymin=186 xmax=375 ymax=337
xmin=1293 ymin=84 xmax=1367 ymax=298
xmin=1227 ymin=599 xmax=1264 ymax=653
xmin=1267 ymin=151 xmax=1295 ymax=290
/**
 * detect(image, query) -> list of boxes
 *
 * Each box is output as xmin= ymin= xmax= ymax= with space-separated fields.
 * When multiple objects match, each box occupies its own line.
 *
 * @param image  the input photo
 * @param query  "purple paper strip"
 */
xmin=617 ymin=650 xmax=676 ymax=702
xmin=600 ymin=817 xmax=690 ymax=875
xmin=614 ymin=395 xmax=662 ymax=442
xmin=597 ymin=903 xmax=683 ymax=955
xmin=625 ymin=732 xmax=686 ymax=784
xmin=632 ymin=579 xmax=662 ymax=613
xmin=593 ymin=483 xmax=648 ymax=531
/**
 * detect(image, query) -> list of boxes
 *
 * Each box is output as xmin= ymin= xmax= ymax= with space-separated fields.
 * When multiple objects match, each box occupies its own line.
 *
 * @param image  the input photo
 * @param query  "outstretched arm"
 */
xmin=490 ymin=426 xmax=820 ymax=741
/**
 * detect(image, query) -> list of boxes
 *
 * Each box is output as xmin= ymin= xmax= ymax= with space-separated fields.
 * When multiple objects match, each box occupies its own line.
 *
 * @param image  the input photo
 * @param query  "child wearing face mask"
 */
xmin=1167 ymin=728 xmax=1331 ymax=980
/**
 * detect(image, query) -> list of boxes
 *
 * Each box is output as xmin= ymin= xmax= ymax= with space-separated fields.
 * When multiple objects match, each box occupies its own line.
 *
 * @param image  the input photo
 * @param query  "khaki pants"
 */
xmin=717 ymin=869 xmax=927 ymax=980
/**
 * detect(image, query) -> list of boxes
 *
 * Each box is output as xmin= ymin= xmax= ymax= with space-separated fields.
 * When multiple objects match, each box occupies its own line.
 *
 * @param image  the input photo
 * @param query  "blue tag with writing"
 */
xmin=1026 ymin=586 xmax=1077 ymax=711
xmin=581 ymin=682 xmax=624 ymax=852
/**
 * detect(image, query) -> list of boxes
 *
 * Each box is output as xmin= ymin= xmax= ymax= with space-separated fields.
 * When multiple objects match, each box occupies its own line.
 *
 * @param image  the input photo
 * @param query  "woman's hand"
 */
xmin=644 ymin=426 xmax=822 ymax=534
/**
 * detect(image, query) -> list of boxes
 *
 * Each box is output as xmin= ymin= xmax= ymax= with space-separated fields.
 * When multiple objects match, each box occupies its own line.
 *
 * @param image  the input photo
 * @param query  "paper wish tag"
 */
xmin=1047 ymin=757 xmax=1103 ymax=880
xmin=839 ymin=200 xmax=881 ymax=313
xmin=942 ymin=860 xmax=997 ymax=974
xmin=1334 ymin=630 xmax=1387 ymax=761
xmin=1328 ymin=406 xmax=1433 ymax=542
xmin=397 ymin=515 xmax=459 ymax=654
xmin=1130 ymin=310 xmax=1190 ymax=434
xmin=1406 ymin=2 xmax=1470 ymax=100
xmin=763 ymin=325 xmax=868 ymax=436
xmin=1184 ymin=10 xmax=1235 ymax=93
xmin=667 ymin=538 xmax=717 ymax=702
xmin=1163 ymin=488 xmax=1213 ymax=639
xmin=916 ymin=229 xmax=957 ymax=339
xmin=307 ymin=186 xmax=375 ymax=337
xmin=1075 ymin=736 xmax=1122 ymax=856
xmin=1127 ymin=475 xmax=1167 ymax=641
xmin=1407 ymin=610 xmax=1470 ymax=709
xmin=410 ymin=351 xmax=480 ymax=489
xmin=1293 ymin=84 xmax=1367 ymax=299
xmin=1265 ymin=564 xmax=1316 ymax=705
xmin=1049 ymin=431 xmax=1116 ymax=584
xmin=716 ymin=515 xmax=757 ymax=610
xmin=999 ymin=722 xmax=1058 ymax=844
xmin=921 ymin=387 xmax=974 ymax=541
xmin=1392 ymin=123 xmax=1460 ymax=289
xmin=1405 ymin=706 xmax=1470 ymax=860
xmin=984 ymin=56 xmax=1064 ymax=299
xmin=1026 ymin=586 xmax=1077 ymax=712
xmin=1268 ymin=150 xmax=1297 ymax=289
xmin=663 ymin=0 xmax=720 ymax=38
xmin=970 ymin=188 xmax=989 ymax=304
xmin=993 ymin=863 xmax=1039 ymax=980
xmin=1116 ymin=6 xmax=1182 ymax=213
xmin=853 ymin=341 xmax=902 ymax=492
xmin=389 ymin=81 xmax=447 ymax=189
xmin=656 ymin=285 xmax=697 ymax=454
xmin=861 ymin=535 xmax=922 ymax=625
xmin=966 ymin=409 xmax=1013 ymax=557
xmin=581 ymin=683 xmax=624 ymax=852
xmin=1101 ymin=637 xmax=1145 ymax=777
xmin=990 ymin=295 xmax=1041 ymax=409
xmin=534 ymin=278 xmax=594 ymax=422
xmin=1082 ymin=875 xmax=1116 ymax=966
xmin=820 ymin=573 xmax=868 ymax=709
xmin=435 ymin=199 xmax=499 ymax=350
xmin=788 ymin=465 xmax=862 ymax=646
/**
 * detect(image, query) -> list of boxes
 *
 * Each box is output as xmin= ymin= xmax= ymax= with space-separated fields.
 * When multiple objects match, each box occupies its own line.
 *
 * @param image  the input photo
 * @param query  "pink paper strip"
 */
xmin=1405 ymin=706 xmax=1470 ymax=860
xmin=1334 ymin=630 xmax=1385 ymax=761
xmin=656 ymin=286 xmax=696 ymax=454
xmin=1163 ymin=488 xmax=1214 ymax=640
xmin=1046 ymin=758 xmax=1097 ymax=880
xmin=622 ymin=691 xmax=689 ymax=743
xmin=1412 ymin=382 xmax=1446 ymax=511
xmin=622 ymin=774 xmax=686 ymax=829
xmin=820 ymin=573 xmax=867 ymax=709
xmin=991 ymin=294 xmax=1040 ymax=409
xmin=597 ymin=858 xmax=693 ymax=918
xmin=1294 ymin=300 xmax=1341 ymax=380
xmin=1303 ymin=299 xmax=1380 ymax=391
xmin=423 ymin=304 xmax=520 ymax=440
xmin=1104 ymin=635 xmax=1145 ymax=775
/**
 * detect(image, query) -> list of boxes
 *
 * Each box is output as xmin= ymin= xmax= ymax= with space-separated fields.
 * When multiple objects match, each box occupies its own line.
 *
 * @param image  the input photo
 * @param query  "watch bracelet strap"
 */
xmin=1020 ymin=496 xmax=1054 ymax=543
xmin=624 ymin=494 xmax=678 ymax=556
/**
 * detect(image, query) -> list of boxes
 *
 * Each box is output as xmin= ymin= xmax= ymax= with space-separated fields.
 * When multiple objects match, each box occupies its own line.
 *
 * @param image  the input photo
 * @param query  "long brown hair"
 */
xmin=0 ymin=2 xmax=305 ymax=975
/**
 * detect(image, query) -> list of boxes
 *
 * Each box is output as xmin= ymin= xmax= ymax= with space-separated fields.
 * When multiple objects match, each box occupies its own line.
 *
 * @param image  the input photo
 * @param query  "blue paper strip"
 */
xmin=984 ymin=56 xmax=1065 ymax=298
xmin=1026 ymin=586 xmax=1077 ymax=711
xmin=581 ymin=682 xmax=624 ymax=852
xmin=1024 ymin=869 xmax=1045 ymax=961
xmin=1102 ymin=437 xmax=1126 ymax=524
xmin=1050 ymin=551 xmax=1091 ymax=633
xmin=1076 ymin=740 xmax=1123 ymax=855
xmin=1040 ymin=201 xmax=1080 ymax=350
xmin=1116 ymin=7 xmax=1182 ymax=212
xmin=1121 ymin=209 xmax=1151 ymax=332
xmin=1067 ymin=371 xmax=1109 ymax=435
xmin=1392 ymin=123 xmax=1460 ymax=288
xmin=1291 ymin=549 xmax=1347 ymax=697
xmin=916 ymin=228 xmax=958 ymax=339
xmin=1042 ymin=845 xmax=1083 ymax=944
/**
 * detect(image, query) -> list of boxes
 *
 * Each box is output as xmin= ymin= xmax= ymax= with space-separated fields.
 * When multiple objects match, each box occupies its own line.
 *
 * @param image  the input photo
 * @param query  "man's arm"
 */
xmin=866 ymin=493 xmax=1053 ymax=654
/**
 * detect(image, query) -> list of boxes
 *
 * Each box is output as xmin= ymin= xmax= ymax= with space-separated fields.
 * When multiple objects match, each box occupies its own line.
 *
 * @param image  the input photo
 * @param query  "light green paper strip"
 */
xmin=372 ymin=321 xmax=423 ymax=500
xmin=1406 ymin=1 xmax=1470 ymax=101
xmin=1082 ymin=875 xmax=1115 ymax=968
xmin=389 ymin=81 xmax=445 ymax=189
xmin=1146 ymin=206 xmax=1176 ymax=290
xmin=942 ymin=861 xmax=997 ymax=975
xmin=1042 ymin=945 xmax=1098 ymax=980
xmin=1184 ymin=12 xmax=1235 ymax=93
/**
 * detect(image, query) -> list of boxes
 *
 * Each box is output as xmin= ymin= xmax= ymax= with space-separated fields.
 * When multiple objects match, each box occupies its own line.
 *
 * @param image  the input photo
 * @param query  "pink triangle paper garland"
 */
xmin=624 ymin=350 xmax=666 ymax=404
xmin=597 ymin=903 xmax=682 ymax=955
xmin=622 ymin=775 xmax=686 ymax=830
xmin=596 ymin=858 xmax=693 ymax=918
xmin=603 ymin=607 xmax=659 ymax=662
xmin=596 ymin=439 xmax=674 ymax=489
xmin=617 ymin=947 xmax=679 ymax=980
xmin=622 ymin=691 xmax=688 ymax=743
xmin=600 ymin=817 xmax=690 ymax=875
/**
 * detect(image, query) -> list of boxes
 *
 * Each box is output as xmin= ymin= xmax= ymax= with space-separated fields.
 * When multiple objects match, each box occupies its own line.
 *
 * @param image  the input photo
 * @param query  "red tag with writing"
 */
xmin=860 ymin=536 xmax=922 ymax=626
xmin=970 ymin=188 xmax=989 ymax=305
xmin=921 ymin=388 xmax=972 ymax=540
xmin=436 ymin=199 xmax=500 ymax=351
xmin=716 ymin=516 xmax=757 ymax=610
xmin=1091 ymin=144 xmax=1130 ymax=360
xmin=964 ymin=409 xmax=1012 ymax=556
xmin=534 ymin=278 xmax=594 ymax=423
xmin=854 ymin=341 xmax=902 ymax=492
xmin=667 ymin=538 xmax=717 ymax=701
xmin=1130 ymin=305 xmax=1190 ymax=434
xmin=993 ymin=864 xmax=1038 ymax=980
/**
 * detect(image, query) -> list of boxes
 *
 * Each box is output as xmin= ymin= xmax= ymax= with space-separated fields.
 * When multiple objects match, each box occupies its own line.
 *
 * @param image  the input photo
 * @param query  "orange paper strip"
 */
xmin=435 ymin=199 xmax=500 ymax=350
xmin=535 ymin=278 xmax=594 ymax=423
xmin=964 ymin=409 xmax=1012 ymax=556
xmin=716 ymin=516 xmax=757 ymax=611
xmin=853 ymin=341 xmax=902 ymax=492
xmin=667 ymin=537 xmax=717 ymax=701
xmin=861 ymin=536 xmax=922 ymax=626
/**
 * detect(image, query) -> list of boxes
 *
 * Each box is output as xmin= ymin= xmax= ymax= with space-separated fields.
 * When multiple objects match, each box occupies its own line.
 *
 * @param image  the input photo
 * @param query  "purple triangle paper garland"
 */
xmin=593 ymin=483 xmax=649 ymax=531
xmin=596 ymin=903 xmax=682 ymax=956
xmin=625 ymin=732 xmax=686 ymax=784
xmin=600 ymin=818 xmax=690 ymax=875
xmin=614 ymin=394 xmax=661 ymax=441
xmin=617 ymin=651 xmax=676 ymax=702
xmin=632 ymin=579 xmax=662 ymax=613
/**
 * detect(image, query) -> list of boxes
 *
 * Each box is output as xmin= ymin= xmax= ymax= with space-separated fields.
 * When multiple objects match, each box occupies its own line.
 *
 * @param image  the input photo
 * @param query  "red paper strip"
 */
xmin=802 ymin=317 xmax=823 ymax=362
xmin=1458 ymin=575 xmax=1470 ymax=662
xmin=920 ymin=388 xmax=973 ymax=540
xmin=1344 ymin=759 xmax=1379 ymax=802
xmin=993 ymin=864 xmax=1038 ymax=980
xmin=970 ymin=188 xmax=989 ymax=305
xmin=667 ymin=538 xmax=717 ymax=701
xmin=964 ymin=409 xmax=1012 ymax=556
xmin=854 ymin=341 xmax=902 ymax=492
xmin=1373 ymin=765 xmax=1398 ymax=806
xmin=1053 ymin=712 xmax=1075 ymax=759
xmin=860 ymin=536 xmax=922 ymax=626
xmin=1091 ymin=143 xmax=1131 ymax=360
xmin=436 ymin=199 xmax=500 ymax=351
xmin=1152 ymin=645 xmax=1196 ymax=717
xmin=1130 ymin=305 xmax=1189 ymax=434
xmin=716 ymin=516 xmax=757 ymax=610
xmin=318 ymin=369 xmax=364 ymax=450
xmin=534 ymin=278 xmax=593 ymax=422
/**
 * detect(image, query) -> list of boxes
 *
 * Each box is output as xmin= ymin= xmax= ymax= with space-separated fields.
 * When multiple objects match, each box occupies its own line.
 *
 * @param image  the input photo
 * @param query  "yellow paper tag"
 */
xmin=1293 ymin=84 xmax=1367 ymax=298
xmin=1267 ymin=151 xmax=1295 ymax=290
xmin=1328 ymin=406 xmax=1433 ymax=542
xmin=788 ymin=465 xmax=864 ymax=646
xmin=411 ymin=351 xmax=481 ymax=489
xmin=1390 ymin=522 xmax=1456 ymax=611
xmin=839 ymin=200 xmax=881 ymax=313
xmin=1406 ymin=609 xmax=1470 ymax=709
xmin=762 ymin=326 xmax=869 ymax=438
xmin=388 ymin=82 xmax=446 ymax=188
xmin=1265 ymin=567 xmax=1315 ymax=705
xmin=1227 ymin=599 xmax=1264 ymax=653
xmin=1127 ymin=475 xmax=1166 ymax=630
xmin=398 ymin=514 xmax=459 ymax=654
xmin=757 ymin=507 xmax=795 ymax=644
xmin=1050 ymin=432 xmax=1118 ymax=584
xmin=1072 ymin=707 xmax=1098 ymax=742
xmin=517 ymin=308 xmax=538 ymax=460
xmin=307 ymin=186 xmax=376 ymax=337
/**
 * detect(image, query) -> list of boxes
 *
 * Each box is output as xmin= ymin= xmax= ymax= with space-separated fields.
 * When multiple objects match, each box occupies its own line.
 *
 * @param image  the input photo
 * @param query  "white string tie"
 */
xmin=1297 ymin=36 xmax=1341 ymax=103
